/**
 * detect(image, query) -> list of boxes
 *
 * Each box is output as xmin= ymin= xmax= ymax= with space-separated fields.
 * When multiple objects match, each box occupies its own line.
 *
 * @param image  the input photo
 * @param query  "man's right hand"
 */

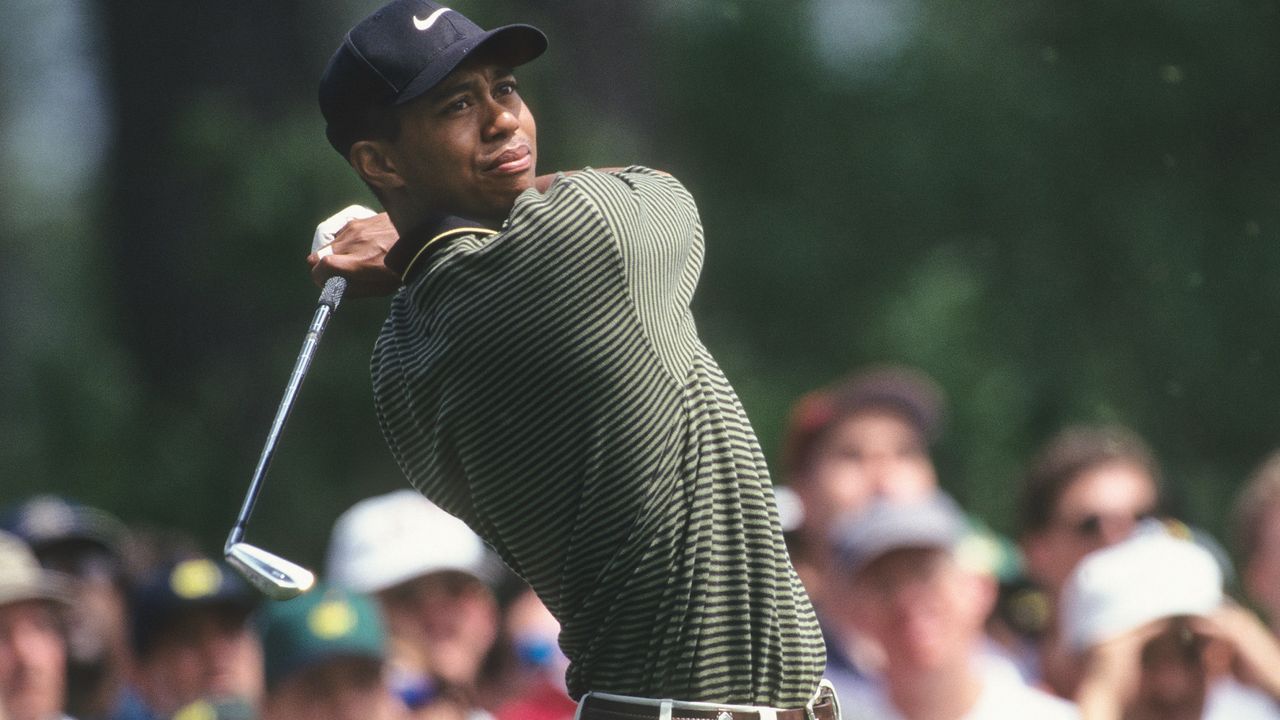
xmin=308 ymin=211 xmax=402 ymax=298
xmin=1074 ymin=619 xmax=1168 ymax=720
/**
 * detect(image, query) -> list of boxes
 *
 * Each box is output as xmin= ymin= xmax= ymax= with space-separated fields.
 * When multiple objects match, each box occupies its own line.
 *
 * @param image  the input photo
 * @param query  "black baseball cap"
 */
xmin=130 ymin=557 xmax=259 ymax=657
xmin=319 ymin=0 xmax=547 ymax=155
xmin=1 ymin=495 xmax=126 ymax=556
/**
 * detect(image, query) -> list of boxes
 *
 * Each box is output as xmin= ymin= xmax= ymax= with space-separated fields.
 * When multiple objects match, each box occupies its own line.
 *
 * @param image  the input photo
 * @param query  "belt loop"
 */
xmin=757 ymin=709 xmax=778 ymax=720
xmin=659 ymin=700 xmax=673 ymax=720
xmin=810 ymin=679 xmax=841 ymax=720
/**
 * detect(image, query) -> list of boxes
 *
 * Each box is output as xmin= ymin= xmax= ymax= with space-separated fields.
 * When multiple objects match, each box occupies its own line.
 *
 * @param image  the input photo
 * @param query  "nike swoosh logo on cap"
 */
xmin=413 ymin=8 xmax=451 ymax=31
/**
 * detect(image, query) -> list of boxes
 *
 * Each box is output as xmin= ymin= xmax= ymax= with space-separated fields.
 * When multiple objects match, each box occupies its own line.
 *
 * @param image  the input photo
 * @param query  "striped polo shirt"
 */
xmin=370 ymin=167 xmax=825 ymax=706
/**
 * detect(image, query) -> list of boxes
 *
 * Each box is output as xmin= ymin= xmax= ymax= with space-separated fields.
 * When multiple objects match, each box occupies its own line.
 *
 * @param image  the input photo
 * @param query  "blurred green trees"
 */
xmin=3 ymin=0 xmax=1279 ymax=569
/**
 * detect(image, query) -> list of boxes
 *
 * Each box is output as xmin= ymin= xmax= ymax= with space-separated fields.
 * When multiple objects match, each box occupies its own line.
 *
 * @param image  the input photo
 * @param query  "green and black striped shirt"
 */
xmin=370 ymin=167 xmax=824 ymax=705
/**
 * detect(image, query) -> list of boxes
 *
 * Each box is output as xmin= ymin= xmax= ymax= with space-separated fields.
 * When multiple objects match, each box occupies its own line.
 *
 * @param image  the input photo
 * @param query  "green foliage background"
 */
xmin=3 ymin=0 xmax=1279 ymax=571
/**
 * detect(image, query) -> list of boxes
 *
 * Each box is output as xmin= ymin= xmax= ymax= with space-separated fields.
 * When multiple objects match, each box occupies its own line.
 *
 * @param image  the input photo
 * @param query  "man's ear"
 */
xmin=349 ymin=140 xmax=405 ymax=193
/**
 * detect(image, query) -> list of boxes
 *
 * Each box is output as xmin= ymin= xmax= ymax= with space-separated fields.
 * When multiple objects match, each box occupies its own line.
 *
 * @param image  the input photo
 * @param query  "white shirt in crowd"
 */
xmin=1203 ymin=677 xmax=1280 ymax=720
xmin=833 ymin=655 xmax=1078 ymax=720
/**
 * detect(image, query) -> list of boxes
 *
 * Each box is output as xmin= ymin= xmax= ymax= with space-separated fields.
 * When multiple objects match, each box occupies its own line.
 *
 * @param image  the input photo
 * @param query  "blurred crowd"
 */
xmin=777 ymin=366 xmax=1280 ymax=720
xmin=0 ymin=492 xmax=573 ymax=720
xmin=4 ymin=365 xmax=1280 ymax=720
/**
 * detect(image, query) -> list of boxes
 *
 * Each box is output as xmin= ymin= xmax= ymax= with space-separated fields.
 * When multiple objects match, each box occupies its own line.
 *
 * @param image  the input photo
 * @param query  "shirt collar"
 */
xmin=386 ymin=215 xmax=498 ymax=284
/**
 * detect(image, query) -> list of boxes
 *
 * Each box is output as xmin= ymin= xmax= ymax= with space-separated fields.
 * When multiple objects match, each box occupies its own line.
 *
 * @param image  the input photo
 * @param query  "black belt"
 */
xmin=577 ymin=687 xmax=840 ymax=720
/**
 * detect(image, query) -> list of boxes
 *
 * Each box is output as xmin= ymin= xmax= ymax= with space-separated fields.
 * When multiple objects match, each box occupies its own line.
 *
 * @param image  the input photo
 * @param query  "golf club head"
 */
xmin=225 ymin=542 xmax=315 ymax=601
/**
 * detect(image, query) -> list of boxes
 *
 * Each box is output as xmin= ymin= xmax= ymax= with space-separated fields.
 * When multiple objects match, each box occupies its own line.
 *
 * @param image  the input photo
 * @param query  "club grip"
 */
xmin=320 ymin=275 xmax=347 ymax=309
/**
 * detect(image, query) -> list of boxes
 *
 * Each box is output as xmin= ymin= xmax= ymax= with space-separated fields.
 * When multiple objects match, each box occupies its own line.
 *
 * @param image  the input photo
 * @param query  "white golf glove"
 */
xmin=312 ymin=204 xmax=378 ymax=255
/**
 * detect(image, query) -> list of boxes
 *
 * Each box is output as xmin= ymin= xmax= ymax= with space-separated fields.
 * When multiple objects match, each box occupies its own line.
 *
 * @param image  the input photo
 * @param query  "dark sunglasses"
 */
xmin=1061 ymin=508 xmax=1157 ymax=538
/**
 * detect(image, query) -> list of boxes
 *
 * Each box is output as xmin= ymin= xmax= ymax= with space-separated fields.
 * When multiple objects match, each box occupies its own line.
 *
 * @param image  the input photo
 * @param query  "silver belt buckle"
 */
xmin=807 ymin=680 xmax=840 ymax=720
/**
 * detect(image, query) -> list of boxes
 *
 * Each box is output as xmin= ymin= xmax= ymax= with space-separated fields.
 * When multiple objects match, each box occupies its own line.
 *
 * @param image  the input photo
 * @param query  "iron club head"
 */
xmin=225 ymin=542 xmax=315 ymax=601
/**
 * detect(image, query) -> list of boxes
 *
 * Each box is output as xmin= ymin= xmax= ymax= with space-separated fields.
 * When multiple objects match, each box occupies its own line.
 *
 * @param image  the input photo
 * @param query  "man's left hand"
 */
xmin=308 ymin=211 xmax=402 ymax=298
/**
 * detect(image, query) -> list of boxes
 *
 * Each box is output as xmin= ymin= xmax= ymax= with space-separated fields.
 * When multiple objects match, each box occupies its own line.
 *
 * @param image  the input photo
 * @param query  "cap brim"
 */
xmin=0 ymin=573 xmax=74 ymax=608
xmin=396 ymin=24 xmax=547 ymax=107
xmin=350 ymin=562 xmax=490 ymax=595
xmin=844 ymin=535 xmax=956 ymax=578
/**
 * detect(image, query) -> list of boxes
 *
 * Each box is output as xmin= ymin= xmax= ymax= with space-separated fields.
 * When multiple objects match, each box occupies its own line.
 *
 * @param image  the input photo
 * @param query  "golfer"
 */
xmin=311 ymin=2 xmax=836 ymax=718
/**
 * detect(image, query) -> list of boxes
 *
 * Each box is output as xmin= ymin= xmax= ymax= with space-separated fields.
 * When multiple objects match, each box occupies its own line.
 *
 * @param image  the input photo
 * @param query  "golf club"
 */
xmin=224 ymin=275 xmax=347 ymax=600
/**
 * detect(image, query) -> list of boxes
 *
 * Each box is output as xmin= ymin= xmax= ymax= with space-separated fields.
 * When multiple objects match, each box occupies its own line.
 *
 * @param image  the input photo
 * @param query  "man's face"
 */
xmin=1023 ymin=461 xmax=1159 ymax=594
xmin=846 ymin=547 xmax=993 ymax=675
xmin=1244 ymin=502 xmax=1280 ymax=626
xmin=0 ymin=600 xmax=66 ymax=720
xmin=263 ymin=657 xmax=408 ymax=720
xmin=1127 ymin=622 xmax=1208 ymax=720
xmin=377 ymin=571 xmax=498 ymax=687
xmin=795 ymin=409 xmax=937 ymax=540
xmin=135 ymin=605 xmax=263 ymax=715
xmin=386 ymin=56 xmax=537 ymax=226
xmin=38 ymin=543 xmax=128 ymax=665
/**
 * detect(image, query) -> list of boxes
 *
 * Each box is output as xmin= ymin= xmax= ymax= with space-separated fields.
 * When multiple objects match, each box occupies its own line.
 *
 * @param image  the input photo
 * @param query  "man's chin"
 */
xmin=485 ymin=180 xmax=536 ymax=220
xmin=503 ymin=170 xmax=537 ymax=196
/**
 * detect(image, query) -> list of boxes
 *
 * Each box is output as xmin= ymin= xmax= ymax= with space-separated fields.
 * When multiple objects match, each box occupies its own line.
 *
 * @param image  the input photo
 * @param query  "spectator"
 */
xmin=126 ymin=557 xmax=263 ymax=719
xmin=2 ymin=496 xmax=135 ymax=720
xmin=1016 ymin=425 xmax=1163 ymax=693
xmin=0 ymin=529 xmax=73 ymax=720
xmin=781 ymin=365 xmax=945 ymax=598
xmin=327 ymin=491 xmax=503 ymax=715
xmin=258 ymin=584 xmax=407 ymax=720
xmin=782 ymin=365 xmax=1022 ymax=679
xmin=492 ymin=587 xmax=574 ymax=720
xmin=1232 ymin=450 xmax=1280 ymax=636
xmin=827 ymin=493 xmax=1077 ymax=720
xmin=1062 ymin=522 xmax=1280 ymax=720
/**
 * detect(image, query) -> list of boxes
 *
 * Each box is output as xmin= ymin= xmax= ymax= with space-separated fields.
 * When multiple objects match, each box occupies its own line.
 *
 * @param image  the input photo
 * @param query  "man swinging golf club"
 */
xmin=310 ymin=2 xmax=838 ymax=718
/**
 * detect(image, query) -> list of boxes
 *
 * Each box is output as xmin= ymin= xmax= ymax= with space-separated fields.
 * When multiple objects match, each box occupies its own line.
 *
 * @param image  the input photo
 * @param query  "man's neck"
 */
xmin=389 ymin=206 xmax=503 ymax=236
xmin=384 ymin=215 xmax=500 ymax=283
xmin=886 ymin=655 xmax=985 ymax=720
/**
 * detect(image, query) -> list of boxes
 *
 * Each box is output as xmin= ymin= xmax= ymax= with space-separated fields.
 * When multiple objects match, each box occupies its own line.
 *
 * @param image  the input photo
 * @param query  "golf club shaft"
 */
xmin=225 ymin=276 xmax=347 ymax=552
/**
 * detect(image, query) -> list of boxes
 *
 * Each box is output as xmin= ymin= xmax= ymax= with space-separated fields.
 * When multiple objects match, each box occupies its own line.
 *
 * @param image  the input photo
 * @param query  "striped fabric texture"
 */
xmin=370 ymin=167 xmax=825 ymax=706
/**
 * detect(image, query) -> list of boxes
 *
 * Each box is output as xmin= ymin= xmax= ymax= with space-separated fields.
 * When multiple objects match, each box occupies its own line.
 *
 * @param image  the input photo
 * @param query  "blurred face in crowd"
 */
xmin=845 ymin=547 xmax=994 ymax=677
xmin=0 ymin=600 xmax=66 ymax=720
xmin=1243 ymin=502 xmax=1280 ymax=628
xmin=505 ymin=588 xmax=568 ymax=687
xmin=134 ymin=605 xmax=263 ymax=715
xmin=1023 ymin=460 xmax=1159 ymax=594
xmin=377 ymin=571 xmax=499 ymax=688
xmin=263 ymin=656 xmax=409 ymax=720
xmin=794 ymin=408 xmax=937 ymax=542
xmin=1124 ymin=620 xmax=1208 ymax=720
xmin=38 ymin=543 xmax=128 ymax=667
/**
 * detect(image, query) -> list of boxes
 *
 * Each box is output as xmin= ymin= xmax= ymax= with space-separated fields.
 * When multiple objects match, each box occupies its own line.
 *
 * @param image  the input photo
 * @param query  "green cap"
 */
xmin=258 ymin=583 xmax=386 ymax=690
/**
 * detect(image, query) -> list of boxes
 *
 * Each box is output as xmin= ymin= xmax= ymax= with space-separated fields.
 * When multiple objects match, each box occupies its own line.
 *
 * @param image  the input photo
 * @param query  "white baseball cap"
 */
xmin=1060 ymin=520 xmax=1223 ymax=652
xmin=830 ymin=491 xmax=970 ymax=577
xmin=0 ymin=529 xmax=71 ymax=607
xmin=326 ymin=490 xmax=495 ymax=594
